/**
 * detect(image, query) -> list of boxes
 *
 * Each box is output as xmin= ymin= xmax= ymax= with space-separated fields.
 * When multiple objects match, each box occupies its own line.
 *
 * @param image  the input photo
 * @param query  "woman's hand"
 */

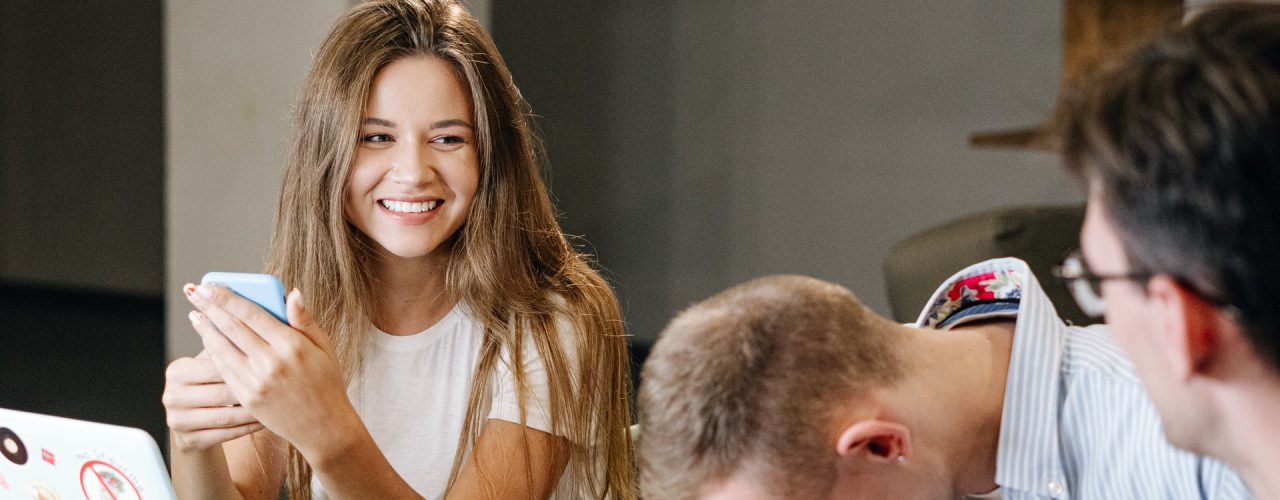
xmin=163 ymin=350 xmax=264 ymax=453
xmin=184 ymin=285 xmax=359 ymax=460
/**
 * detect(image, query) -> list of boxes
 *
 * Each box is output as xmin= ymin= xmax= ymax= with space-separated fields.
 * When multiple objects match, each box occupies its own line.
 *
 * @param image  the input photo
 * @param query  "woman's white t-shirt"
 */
xmin=311 ymin=304 xmax=564 ymax=499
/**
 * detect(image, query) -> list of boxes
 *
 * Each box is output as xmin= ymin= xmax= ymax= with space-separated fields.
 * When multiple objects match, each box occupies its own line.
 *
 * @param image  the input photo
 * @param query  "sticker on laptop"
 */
xmin=80 ymin=460 xmax=141 ymax=500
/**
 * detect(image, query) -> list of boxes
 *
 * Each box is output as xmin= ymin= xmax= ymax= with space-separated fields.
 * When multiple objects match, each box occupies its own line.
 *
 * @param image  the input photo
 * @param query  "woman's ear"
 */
xmin=835 ymin=420 xmax=911 ymax=464
xmin=1148 ymin=275 xmax=1217 ymax=380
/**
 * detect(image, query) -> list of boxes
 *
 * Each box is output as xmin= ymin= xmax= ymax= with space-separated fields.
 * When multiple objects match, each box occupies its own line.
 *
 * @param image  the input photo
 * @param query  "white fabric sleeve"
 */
xmin=486 ymin=314 xmax=579 ymax=437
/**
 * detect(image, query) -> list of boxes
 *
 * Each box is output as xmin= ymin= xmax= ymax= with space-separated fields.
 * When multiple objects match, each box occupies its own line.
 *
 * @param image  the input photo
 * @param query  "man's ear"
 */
xmin=1148 ymin=275 xmax=1218 ymax=379
xmin=835 ymin=420 xmax=911 ymax=464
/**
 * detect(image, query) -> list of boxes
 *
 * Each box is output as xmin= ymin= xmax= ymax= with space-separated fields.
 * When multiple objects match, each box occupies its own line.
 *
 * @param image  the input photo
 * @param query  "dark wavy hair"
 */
xmin=1055 ymin=2 xmax=1280 ymax=370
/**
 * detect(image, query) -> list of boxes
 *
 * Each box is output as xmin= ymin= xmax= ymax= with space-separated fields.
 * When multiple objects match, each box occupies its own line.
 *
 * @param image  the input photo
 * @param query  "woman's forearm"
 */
xmin=305 ymin=419 xmax=423 ymax=500
xmin=170 ymin=437 xmax=245 ymax=500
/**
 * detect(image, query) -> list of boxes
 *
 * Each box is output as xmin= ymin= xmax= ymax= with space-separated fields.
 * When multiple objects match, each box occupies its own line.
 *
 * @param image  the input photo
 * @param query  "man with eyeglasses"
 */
xmin=1055 ymin=3 xmax=1280 ymax=497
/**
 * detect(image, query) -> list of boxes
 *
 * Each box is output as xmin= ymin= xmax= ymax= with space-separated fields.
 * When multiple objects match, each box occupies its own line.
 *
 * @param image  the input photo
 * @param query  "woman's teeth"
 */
xmin=380 ymin=200 xmax=438 ymax=213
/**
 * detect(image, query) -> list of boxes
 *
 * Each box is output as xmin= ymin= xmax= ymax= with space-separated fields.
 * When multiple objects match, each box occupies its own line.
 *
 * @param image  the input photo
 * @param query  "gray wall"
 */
xmin=165 ymin=0 xmax=351 ymax=359
xmin=0 ymin=1 xmax=164 ymax=296
xmin=496 ymin=1 xmax=1081 ymax=342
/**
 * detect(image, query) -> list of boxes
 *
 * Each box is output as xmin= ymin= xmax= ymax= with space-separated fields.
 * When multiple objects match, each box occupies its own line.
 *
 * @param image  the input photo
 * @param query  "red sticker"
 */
xmin=80 ymin=460 xmax=141 ymax=500
xmin=41 ymin=448 xmax=54 ymax=465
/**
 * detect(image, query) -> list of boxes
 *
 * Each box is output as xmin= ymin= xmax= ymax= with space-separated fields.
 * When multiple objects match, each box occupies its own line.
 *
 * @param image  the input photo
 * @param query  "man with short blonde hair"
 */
xmin=638 ymin=275 xmax=904 ymax=498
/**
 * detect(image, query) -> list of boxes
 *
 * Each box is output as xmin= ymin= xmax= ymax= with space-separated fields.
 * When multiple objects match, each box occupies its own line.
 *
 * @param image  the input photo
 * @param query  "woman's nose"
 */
xmin=388 ymin=143 xmax=437 ymax=186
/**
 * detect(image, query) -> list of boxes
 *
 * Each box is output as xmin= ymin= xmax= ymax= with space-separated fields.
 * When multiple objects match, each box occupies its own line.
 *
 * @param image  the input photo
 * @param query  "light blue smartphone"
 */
xmin=199 ymin=272 xmax=288 ymax=323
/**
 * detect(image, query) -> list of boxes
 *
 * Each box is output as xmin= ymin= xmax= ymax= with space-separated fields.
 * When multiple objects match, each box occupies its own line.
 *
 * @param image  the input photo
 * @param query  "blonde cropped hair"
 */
xmin=638 ymin=275 xmax=903 ymax=499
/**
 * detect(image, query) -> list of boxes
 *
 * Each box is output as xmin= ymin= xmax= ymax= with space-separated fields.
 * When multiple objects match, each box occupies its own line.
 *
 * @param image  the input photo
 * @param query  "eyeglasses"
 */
xmin=1052 ymin=250 xmax=1153 ymax=318
xmin=1053 ymin=250 xmax=1241 ymax=320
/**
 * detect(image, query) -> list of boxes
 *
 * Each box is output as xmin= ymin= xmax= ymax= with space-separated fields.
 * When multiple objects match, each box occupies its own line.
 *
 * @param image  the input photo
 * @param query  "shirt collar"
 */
xmin=914 ymin=259 xmax=1025 ymax=329
xmin=914 ymin=257 xmax=1069 ymax=497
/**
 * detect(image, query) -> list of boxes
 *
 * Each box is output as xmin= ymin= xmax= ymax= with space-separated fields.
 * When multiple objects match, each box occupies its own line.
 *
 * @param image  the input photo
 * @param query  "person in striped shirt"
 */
xmin=637 ymin=258 xmax=1246 ymax=499
xmin=1057 ymin=3 xmax=1280 ymax=498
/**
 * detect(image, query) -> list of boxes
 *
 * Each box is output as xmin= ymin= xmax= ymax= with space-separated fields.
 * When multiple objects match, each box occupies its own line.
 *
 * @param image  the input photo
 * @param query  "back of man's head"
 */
xmin=1056 ymin=2 xmax=1280 ymax=371
xmin=637 ymin=275 xmax=904 ymax=499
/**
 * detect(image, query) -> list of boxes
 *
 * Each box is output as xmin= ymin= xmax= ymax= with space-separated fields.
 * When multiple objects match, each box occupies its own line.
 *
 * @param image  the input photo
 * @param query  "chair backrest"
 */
xmin=884 ymin=204 xmax=1091 ymax=326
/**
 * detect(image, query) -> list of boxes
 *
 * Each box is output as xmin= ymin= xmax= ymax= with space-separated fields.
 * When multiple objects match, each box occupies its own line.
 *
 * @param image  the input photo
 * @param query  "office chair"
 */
xmin=884 ymin=204 xmax=1092 ymax=326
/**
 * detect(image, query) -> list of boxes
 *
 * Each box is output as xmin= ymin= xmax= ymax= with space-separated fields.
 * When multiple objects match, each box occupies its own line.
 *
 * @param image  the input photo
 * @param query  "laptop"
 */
xmin=0 ymin=407 xmax=176 ymax=500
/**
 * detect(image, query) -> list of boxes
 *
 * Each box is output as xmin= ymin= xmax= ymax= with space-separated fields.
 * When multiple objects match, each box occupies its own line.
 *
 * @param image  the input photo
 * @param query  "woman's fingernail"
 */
xmin=189 ymin=310 xmax=203 ymax=326
xmin=196 ymin=285 xmax=215 ymax=299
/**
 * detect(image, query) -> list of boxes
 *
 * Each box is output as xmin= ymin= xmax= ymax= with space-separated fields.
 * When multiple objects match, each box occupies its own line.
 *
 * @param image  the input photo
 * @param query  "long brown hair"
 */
xmin=266 ymin=1 xmax=635 ymax=497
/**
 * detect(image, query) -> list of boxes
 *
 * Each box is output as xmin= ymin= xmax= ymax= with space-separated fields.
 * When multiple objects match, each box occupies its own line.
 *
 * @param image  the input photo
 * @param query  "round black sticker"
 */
xmin=0 ymin=427 xmax=28 ymax=465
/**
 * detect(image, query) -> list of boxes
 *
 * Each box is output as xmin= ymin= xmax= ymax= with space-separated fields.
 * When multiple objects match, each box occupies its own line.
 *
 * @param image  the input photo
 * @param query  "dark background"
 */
xmin=0 ymin=0 xmax=167 ymax=448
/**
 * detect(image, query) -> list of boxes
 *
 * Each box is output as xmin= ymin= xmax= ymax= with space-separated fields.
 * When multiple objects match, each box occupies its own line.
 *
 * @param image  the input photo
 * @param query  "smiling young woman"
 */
xmin=162 ymin=1 xmax=636 ymax=499
xmin=344 ymin=56 xmax=480 ymax=266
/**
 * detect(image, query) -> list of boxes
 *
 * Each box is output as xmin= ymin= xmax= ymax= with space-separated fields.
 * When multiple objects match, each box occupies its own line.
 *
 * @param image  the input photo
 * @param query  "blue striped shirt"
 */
xmin=914 ymin=258 xmax=1248 ymax=500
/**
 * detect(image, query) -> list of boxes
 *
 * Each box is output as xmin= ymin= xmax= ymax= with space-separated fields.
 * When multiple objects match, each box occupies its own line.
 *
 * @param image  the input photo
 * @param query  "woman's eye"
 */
xmin=432 ymin=135 xmax=467 ymax=145
xmin=362 ymin=133 xmax=392 ymax=143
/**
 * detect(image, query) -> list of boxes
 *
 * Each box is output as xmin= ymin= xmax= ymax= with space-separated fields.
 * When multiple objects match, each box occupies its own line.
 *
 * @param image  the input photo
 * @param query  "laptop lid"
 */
xmin=0 ymin=407 xmax=175 ymax=500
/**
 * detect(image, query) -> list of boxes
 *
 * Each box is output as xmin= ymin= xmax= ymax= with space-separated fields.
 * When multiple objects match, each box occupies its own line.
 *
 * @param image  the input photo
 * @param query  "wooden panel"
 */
xmin=971 ymin=0 xmax=1182 ymax=150
xmin=969 ymin=127 xmax=1051 ymax=150
xmin=1062 ymin=0 xmax=1183 ymax=87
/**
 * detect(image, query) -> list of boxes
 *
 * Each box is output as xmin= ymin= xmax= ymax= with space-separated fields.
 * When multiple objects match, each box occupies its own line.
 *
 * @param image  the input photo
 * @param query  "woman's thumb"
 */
xmin=287 ymin=288 xmax=333 ymax=351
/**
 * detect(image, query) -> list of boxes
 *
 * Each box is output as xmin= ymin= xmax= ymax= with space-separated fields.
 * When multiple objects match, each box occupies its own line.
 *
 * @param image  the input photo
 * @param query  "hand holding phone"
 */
xmin=185 ymin=272 xmax=350 ymax=457
xmin=199 ymin=272 xmax=287 ymax=323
